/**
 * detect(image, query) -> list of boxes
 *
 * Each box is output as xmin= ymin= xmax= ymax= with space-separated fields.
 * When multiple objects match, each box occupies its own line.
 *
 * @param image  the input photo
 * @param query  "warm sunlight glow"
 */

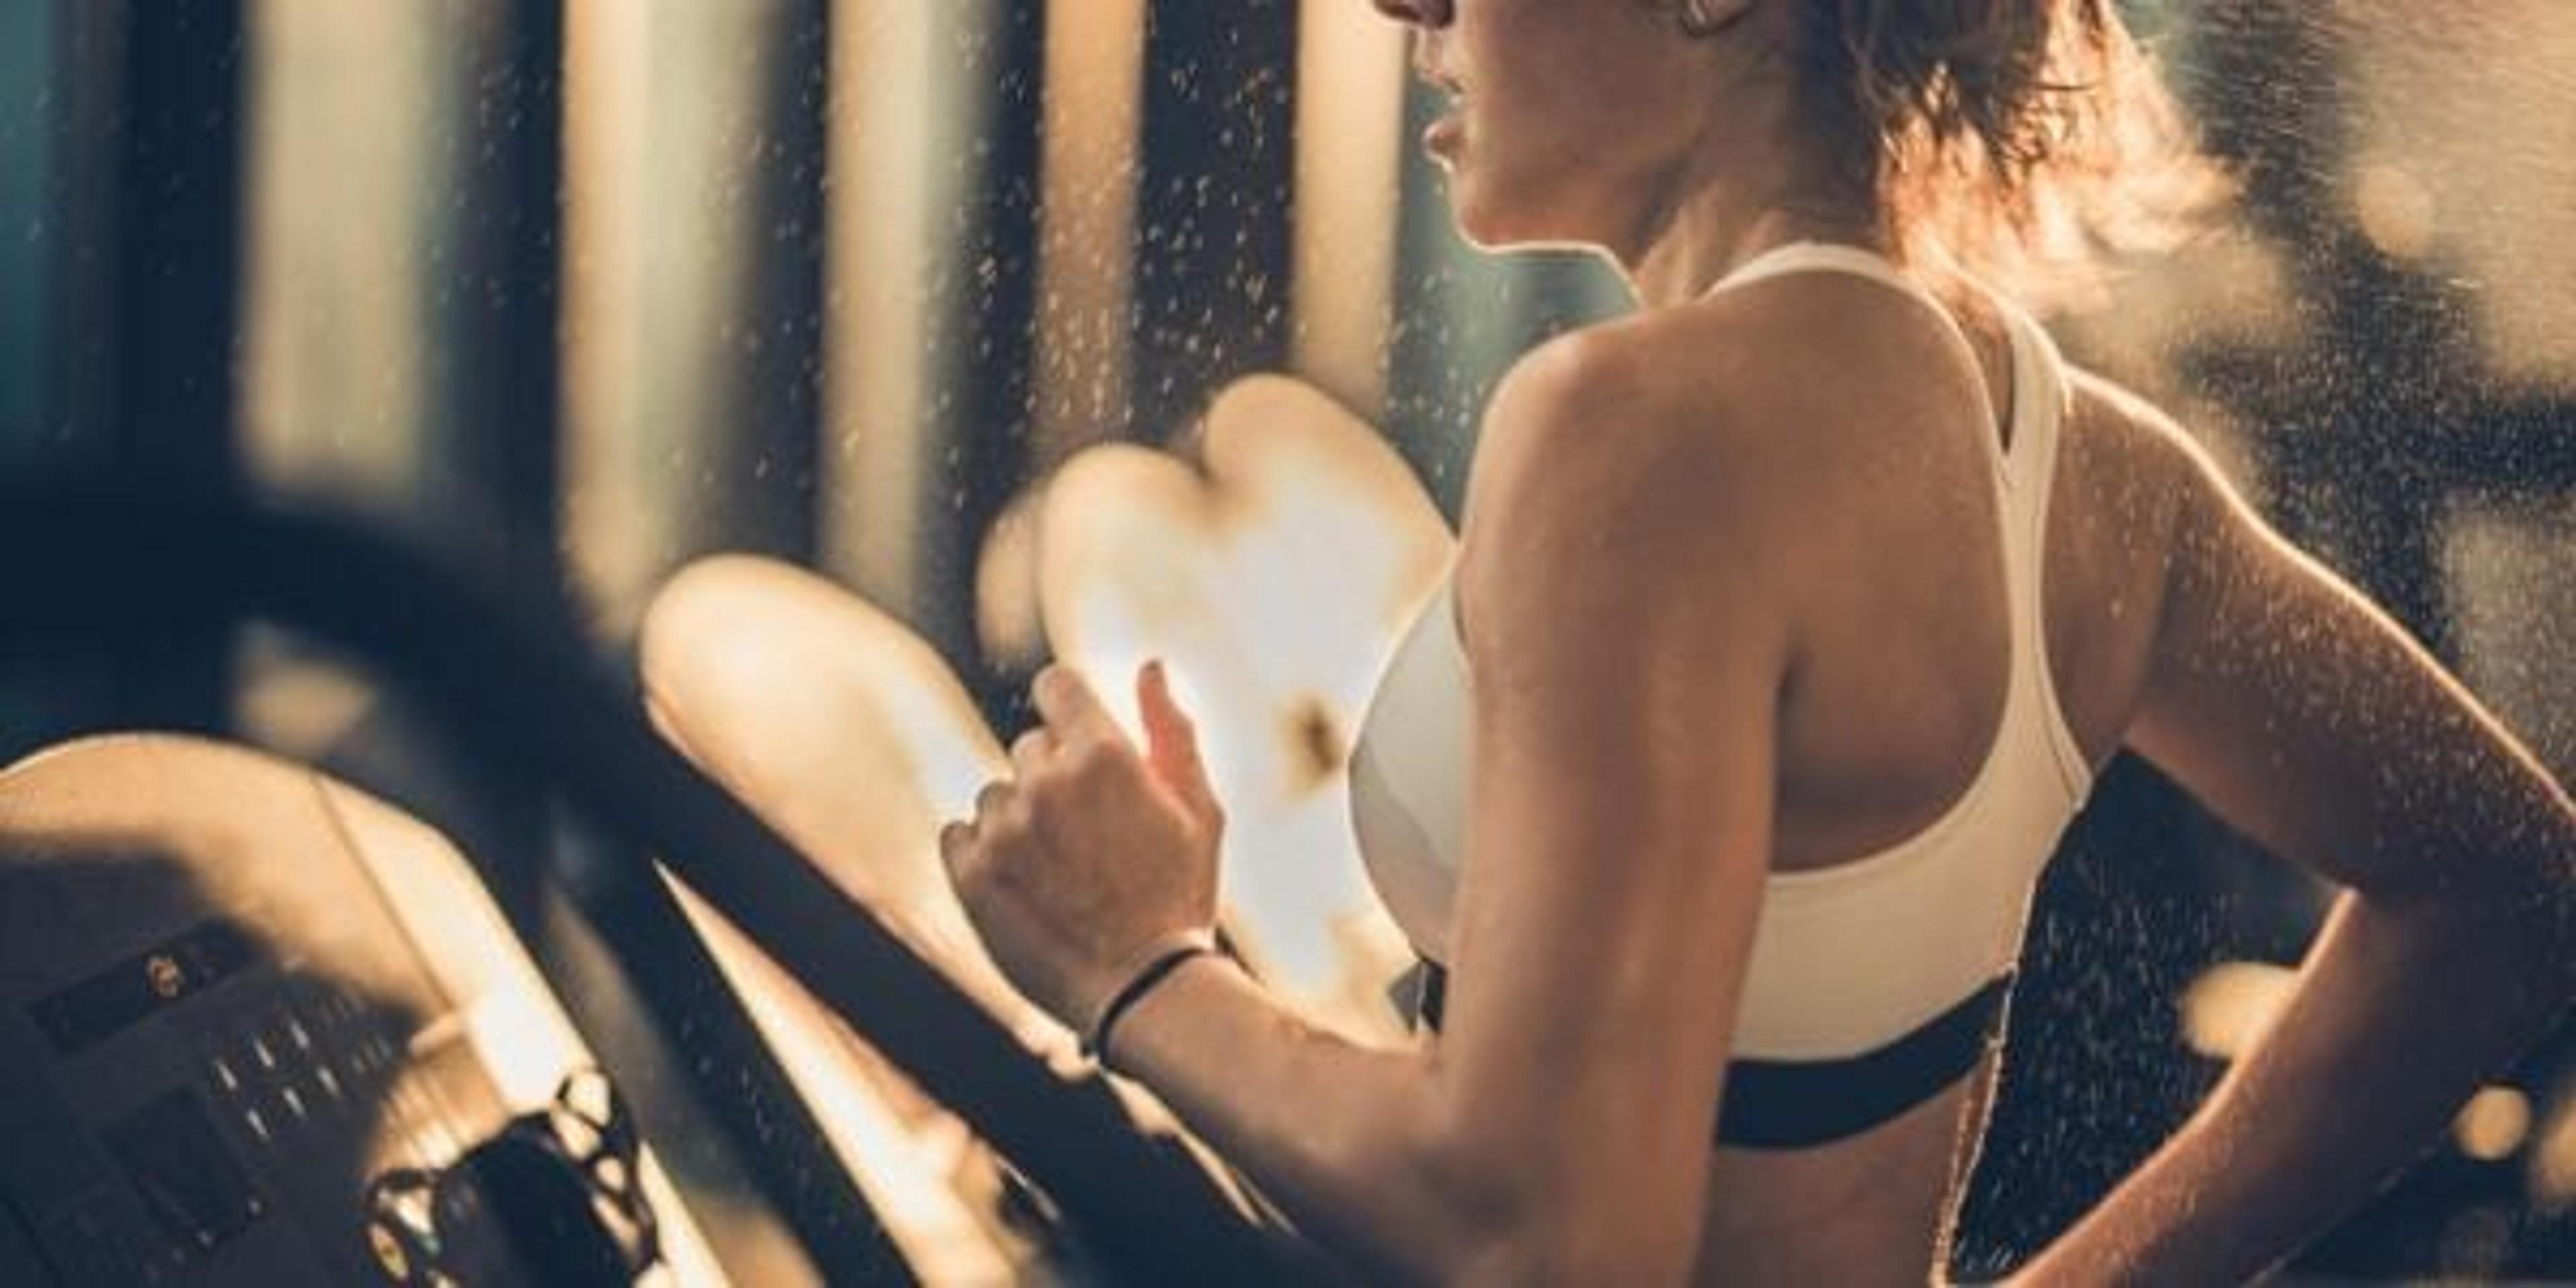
xmin=561 ymin=0 xmax=659 ymax=632
xmin=1293 ymin=0 xmax=1408 ymax=419
xmin=240 ymin=0 xmax=435 ymax=508
xmin=2179 ymin=959 xmax=2298 ymax=1060
xmin=824 ymin=0 xmax=1002 ymax=621
xmin=2352 ymin=160 xmax=2436 ymax=261
xmin=639 ymin=556 xmax=1064 ymax=1051
xmin=1034 ymin=0 xmax=1146 ymax=458
xmin=1033 ymin=374 xmax=1450 ymax=1008
xmin=668 ymin=881 xmax=1022 ymax=1285
xmin=2531 ymin=1085 xmax=2576 ymax=1208
xmin=2346 ymin=5 xmax=2576 ymax=388
xmin=2453 ymin=1086 xmax=2534 ymax=1162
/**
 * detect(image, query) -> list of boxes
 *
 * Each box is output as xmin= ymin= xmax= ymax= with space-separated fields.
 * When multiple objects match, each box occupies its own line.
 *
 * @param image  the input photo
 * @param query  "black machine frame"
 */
xmin=1 ymin=475 xmax=1324 ymax=1285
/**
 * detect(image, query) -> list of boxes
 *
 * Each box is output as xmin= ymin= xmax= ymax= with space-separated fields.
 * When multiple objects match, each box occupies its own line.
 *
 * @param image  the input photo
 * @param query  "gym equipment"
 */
xmin=0 ymin=475 xmax=1322 ymax=1284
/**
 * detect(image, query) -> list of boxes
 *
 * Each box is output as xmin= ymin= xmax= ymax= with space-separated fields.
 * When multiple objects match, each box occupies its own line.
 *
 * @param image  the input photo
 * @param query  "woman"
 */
xmin=938 ymin=0 xmax=2575 ymax=1281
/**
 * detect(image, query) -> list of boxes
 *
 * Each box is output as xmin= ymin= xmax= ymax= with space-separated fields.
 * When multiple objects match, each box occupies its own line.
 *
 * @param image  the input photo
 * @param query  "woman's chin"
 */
xmin=1448 ymin=203 xmax=1503 ymax=250
xmin=1438 ymin=173 xmax=1510 ymax=248
xmin=1448 ymin=188 xmax=1566 ymax=252
xmin=1436 ymin=152 xmax=1595 ymax=251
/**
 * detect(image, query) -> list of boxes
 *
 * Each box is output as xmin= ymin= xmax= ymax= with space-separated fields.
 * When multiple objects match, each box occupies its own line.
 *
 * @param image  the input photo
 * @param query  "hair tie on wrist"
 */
xmin=1083 ymin=930 xmax=1220 ymax=1069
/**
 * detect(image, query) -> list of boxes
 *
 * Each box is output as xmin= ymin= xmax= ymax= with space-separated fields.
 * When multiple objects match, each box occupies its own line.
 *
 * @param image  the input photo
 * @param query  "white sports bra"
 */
xmin=1347 ymin=242 xmax=2096 ymax=1140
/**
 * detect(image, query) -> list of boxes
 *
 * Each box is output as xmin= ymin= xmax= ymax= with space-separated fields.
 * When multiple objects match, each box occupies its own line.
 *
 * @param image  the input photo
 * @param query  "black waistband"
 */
xmin=1397 ymin=961 xmax=2010 ymax=1150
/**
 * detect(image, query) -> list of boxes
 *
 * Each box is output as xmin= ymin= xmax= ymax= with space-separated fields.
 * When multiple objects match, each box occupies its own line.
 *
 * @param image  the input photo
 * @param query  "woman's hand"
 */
xmin=940 ymin=659 xmax=1226 ymax=1038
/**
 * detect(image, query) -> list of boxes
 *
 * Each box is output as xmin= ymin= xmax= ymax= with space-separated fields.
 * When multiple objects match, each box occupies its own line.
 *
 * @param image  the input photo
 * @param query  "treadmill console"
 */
xmin=0 ymin=735 xmax=708 ymax=1285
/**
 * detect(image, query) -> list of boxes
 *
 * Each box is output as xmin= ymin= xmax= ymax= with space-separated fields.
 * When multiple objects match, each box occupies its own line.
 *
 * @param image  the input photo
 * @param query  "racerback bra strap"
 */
xmin=1711 ymin=241 xmax=2010 ymax=482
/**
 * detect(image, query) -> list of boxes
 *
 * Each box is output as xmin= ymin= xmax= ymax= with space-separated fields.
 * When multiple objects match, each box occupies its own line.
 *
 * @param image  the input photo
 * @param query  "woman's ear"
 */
xmin=1677 ymin=0 xmax=1755 ymax=38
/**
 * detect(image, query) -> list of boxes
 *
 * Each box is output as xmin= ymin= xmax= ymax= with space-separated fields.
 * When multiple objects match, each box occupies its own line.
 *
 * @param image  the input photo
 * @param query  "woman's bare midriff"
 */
xmin=1692 ymin=1055 xmax=1992 ymax=1285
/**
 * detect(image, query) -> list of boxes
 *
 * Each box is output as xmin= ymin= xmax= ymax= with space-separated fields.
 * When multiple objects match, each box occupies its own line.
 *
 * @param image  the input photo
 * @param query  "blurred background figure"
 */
xmin=1 ymin=0 xmax=2570 ymax=1278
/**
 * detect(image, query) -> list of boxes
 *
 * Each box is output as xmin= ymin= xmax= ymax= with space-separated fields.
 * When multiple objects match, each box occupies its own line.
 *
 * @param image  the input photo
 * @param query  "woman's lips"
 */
xmin=1415 ymin=60 xmax=1466 ymax=163
xmin=1424 ymin=111 xmax=1464 ymax=161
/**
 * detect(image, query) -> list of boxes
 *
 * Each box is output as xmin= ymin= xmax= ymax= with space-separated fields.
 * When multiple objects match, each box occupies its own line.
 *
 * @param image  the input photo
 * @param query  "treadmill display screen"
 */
xmin=28 ymin=920 xmax=260 ymax=1055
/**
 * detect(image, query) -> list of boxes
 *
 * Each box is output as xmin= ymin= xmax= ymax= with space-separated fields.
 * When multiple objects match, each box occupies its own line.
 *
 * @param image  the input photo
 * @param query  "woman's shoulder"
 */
xmin=1452 ymin=307 xmax=1862 ymax=631
xmin=1463 ymin=314 xmax=1801 ymax=528
xmin=1461 ymin=284 xmax=1964 ymax=539
xmin=1462 ymin=279 xmax=2225 ymax=566
xmin=1450 ymin=313 xmax=1815 ymax=689
xmin=2054 ymin=360 xmax=2227 ymax=568
xmin=1528 ymin=284 xmax=2219 ymax=511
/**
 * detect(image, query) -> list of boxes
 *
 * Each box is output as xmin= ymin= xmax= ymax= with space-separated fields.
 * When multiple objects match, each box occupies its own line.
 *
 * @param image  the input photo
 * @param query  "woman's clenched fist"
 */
xmin=940 ymin=660 xmax=1225 ymax=1039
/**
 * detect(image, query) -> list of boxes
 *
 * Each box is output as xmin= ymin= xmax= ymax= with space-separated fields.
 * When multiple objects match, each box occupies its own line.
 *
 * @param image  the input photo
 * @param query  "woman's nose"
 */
xmin=1371 ymin=0 xmax=1453 ymax=28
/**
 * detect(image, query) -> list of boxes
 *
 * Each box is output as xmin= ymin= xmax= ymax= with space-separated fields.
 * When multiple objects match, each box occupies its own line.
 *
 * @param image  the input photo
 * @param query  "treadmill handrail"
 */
xmin=0 ymin=475 xmax=1323 ymax=1285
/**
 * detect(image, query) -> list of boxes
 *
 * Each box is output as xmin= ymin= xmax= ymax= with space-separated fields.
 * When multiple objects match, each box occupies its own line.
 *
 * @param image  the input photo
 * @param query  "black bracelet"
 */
xmin=1083 ymin=935 xmax=1219 ymax=1070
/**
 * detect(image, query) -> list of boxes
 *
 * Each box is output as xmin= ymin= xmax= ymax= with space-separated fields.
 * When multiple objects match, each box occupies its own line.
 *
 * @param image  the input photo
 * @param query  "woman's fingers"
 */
xmin=1009 ymin=727 xmax=1054 ymax=776
xmin=1137 ymin=660 xmax=1220 ymax=820
xmin=1136 ymin=659 xmax=1190 ymax=745
xmin=975 ymin=780 xmax=1012 ymax=822
xmin=934 ymin=665 xmax=1227 ymax=1030
xmin=953 ymin=726 xmax=1069 ymax=885
xmin=1032 ymin=663 xmax=1118 ymax=743
xmin=936 ymin=818 xmax=975 ymax=878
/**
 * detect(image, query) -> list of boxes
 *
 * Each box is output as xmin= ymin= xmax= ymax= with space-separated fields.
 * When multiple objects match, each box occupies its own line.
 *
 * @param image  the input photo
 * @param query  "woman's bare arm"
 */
xmin=2018 ymin=423 xmax=2576 ymax=1285
xmin=983 ymin=332 xmax=1797 ymax=1281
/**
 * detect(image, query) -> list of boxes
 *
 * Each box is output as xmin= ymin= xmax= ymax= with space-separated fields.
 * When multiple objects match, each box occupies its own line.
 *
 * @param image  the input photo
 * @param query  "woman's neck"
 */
xmin=1621 ymin=203 xmax=1886 ymax=309
xmin=1603 ymin=83 xmax=1886 ymax=310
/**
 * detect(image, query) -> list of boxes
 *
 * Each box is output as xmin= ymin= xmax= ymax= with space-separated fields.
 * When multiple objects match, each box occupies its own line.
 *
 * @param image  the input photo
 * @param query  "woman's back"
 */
xmin=1438 ymin=256 xmax=2206 ymax=1283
